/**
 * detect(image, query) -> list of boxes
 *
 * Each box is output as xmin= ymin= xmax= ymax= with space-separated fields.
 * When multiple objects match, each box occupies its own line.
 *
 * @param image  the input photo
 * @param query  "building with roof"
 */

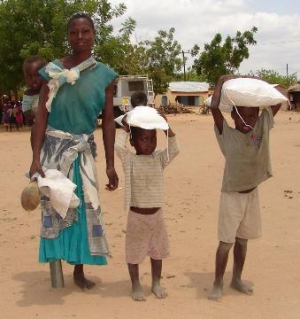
xmin=154 ymin=81 xmax=211 ymax=108
xmin=287 ymin=82 xmax=300 ymax=110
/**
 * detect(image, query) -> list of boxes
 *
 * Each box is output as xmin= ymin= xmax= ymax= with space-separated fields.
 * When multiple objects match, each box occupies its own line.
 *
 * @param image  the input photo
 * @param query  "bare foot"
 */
xmin=230 ymin=278 xmax=253 ymax=295
xmin=208 ymin=282 xmax=223 ymax=302
xmin=73 ymin=271 xmax=96 ymax=290
xmin=152 ymin=281 xmax=168 ymax=299
xmin=131 ymin=282 xmax=146 ymax=301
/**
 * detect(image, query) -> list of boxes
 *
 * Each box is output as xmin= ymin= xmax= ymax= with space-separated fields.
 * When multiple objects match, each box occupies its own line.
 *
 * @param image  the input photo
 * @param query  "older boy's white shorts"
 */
xmin=218 ymin=188 xmax=262 ymax=243
xmin=126 ymin=208 xmax=170 ymax=264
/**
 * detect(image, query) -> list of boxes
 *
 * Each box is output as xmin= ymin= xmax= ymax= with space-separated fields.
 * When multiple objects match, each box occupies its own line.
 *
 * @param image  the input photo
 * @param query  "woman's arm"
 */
xmin=101 ymin=80 xmax=119 ymax=190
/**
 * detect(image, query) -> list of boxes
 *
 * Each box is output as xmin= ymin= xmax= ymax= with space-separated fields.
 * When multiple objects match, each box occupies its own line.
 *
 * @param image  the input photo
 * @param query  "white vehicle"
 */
xmin=113 ymin=75 xmax=154 ymax=115
xmin=98 ymin=75 xmax=154 ymax=126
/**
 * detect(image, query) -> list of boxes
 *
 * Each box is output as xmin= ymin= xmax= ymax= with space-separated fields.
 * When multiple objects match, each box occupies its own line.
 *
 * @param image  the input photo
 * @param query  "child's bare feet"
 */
xmin=73 ymin=269 xmax=95 ymax=290
xmin=152 ymin=281 xmax=168 ymax=299
xmin=208 ymin=282 xmax=223 ymax=301
xmin=131 ymin=282 xmax=146 ymax=301
xmin=230 ymin=278 xmax=253 ymax=295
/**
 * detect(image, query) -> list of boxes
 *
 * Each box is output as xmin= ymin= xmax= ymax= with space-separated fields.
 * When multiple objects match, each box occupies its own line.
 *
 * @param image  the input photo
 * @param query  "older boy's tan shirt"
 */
xmin=215 ymin=107 xmax=274 ymax=192
xmin=115 ymin=130 xmax=180 ymax=210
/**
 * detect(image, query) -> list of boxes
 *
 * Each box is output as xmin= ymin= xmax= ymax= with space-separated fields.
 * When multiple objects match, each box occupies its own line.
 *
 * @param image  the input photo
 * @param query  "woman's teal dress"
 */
xmin=38 ymin=60 xmax=117 ymax=265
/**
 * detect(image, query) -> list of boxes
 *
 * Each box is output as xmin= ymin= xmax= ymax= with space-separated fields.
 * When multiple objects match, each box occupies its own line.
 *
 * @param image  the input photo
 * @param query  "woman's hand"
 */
xmin=105 ymin=167 xmax=119 ymax=191
xmin=29 ymin=158 xmax=45 ymax=178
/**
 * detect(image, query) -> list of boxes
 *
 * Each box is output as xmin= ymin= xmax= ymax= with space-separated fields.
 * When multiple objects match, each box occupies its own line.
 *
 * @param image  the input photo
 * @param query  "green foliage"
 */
xmin=248 ymin=68 xmax=297 ymax=87
xmin=173 ymin=68 xmax=208 ymax=82
xmin=0 ymin=0 xmax=131 ymax=97
xmin=139 ymin=28 xmax=183 ymax=95
xmin=193 ymin=27 xmax=258 ymax=87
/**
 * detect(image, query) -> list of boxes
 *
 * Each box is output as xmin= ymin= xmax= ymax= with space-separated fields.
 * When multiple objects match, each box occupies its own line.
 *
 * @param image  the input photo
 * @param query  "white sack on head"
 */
xmin=219 ymin=78 xmax=288 ymax=112
xmin=126 ymin=106 xmax=169 ymax=130
xmin=115 ymin=114 xmax=125 ymax=127
xmin=204 ymin=95 xmax=233 ymax=112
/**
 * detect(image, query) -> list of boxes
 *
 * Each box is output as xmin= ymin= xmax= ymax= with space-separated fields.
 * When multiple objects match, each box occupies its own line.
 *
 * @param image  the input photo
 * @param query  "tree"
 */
xmin=248 ymin=68 xmax=297 ymax=87
xmin=193 ymin=27 xmax=258 ymax=87
xmin=140 ymin=28 xmax=183 ymax=95
xmin=0 ymin=0 xmax=133 ymax=97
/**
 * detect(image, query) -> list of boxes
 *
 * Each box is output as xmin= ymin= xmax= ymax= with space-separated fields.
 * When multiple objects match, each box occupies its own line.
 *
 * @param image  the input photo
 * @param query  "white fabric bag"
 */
xmin=206 ymin=78 xmax=288 ymax=112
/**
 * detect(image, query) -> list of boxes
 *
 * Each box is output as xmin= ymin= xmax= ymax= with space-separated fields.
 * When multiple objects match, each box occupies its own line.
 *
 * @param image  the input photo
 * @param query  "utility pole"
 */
xmin=181 ymin=50 xmax=190 ymax=81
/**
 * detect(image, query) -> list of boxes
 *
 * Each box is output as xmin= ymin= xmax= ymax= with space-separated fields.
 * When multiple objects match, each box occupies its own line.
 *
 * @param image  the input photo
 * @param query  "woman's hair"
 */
xmin=22 ymin=55 xmax=47 ymax=71
xmin=67 ymin=12 xmax=95 ymax=32
xmin=131 ymin=91 xmax=148 ymax=107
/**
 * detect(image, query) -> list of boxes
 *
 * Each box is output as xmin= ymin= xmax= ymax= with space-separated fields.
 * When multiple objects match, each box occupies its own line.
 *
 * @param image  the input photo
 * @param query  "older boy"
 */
xmin=208 ymin=75 xmax=281 ymax=301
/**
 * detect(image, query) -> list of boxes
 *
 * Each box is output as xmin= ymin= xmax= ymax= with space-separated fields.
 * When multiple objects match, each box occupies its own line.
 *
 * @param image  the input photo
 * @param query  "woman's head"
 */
xmin=130 ymin=127 xmax=157 ymax=155
xmin=67 ymin=13 xmax=95 ymax=54
xmin=23 ymin=55 xmax=47 ymax=91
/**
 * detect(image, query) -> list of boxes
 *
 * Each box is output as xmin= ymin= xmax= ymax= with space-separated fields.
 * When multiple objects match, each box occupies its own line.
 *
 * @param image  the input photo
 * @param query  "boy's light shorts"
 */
xmin=218 ymin=188 xmax=262 ymax=243
xmin=126 ymin=208 xmax=170 ymax=264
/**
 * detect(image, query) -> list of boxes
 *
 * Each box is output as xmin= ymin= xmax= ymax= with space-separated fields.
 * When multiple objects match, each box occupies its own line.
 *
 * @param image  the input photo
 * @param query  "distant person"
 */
xmin=208 ymin=75 xmax=281 ymax=301
xmin=130 ymin=90 xmax=148 ymax=108
xmin=7 ymin=103 xmax=18 ymax=131
xmin=115 ymin=91 xmax=148 ymax=128
xmin=22 ymin=55 xmax=47 ymax=126
xmin=14 ymin=101 xmax=23 ymax=129
xmin=115 ymin=107 xmax=180 ymax=301
xmin=2 ymin=96 xmax=11 ymax=131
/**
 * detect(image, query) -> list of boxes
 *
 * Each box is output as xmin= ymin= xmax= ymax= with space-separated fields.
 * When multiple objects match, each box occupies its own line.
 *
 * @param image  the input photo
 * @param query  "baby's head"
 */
xmin=130 ymin=127 xmax=157 ymax=155
xmin=231 ymin=106 xmax=259 ymax=133
xmin=23 ymin=55 xmax=47 ymax=91
xmin=131 ymin=90 xmax=148 ymax=108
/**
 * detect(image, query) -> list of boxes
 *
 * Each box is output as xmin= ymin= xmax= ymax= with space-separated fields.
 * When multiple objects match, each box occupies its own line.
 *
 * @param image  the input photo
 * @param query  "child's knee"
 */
xmin=218 ymin=241 xmax=233 ymax=252
xmin=235 ymin=237 xmax=248 ymax=246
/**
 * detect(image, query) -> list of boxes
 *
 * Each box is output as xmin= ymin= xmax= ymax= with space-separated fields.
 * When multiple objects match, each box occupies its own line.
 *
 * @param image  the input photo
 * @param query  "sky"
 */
xmin=108 ymin=0 xmax=300 ymax=79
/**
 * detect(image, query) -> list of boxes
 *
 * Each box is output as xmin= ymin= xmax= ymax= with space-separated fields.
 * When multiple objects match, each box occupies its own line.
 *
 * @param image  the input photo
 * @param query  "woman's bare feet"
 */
xmin=73 ymin=265 xmax=95 ymax=290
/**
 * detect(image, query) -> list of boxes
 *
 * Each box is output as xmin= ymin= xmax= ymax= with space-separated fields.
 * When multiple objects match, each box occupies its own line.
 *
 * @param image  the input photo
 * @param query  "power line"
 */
xmin=257 ymin=37 xmax=300 ymax=45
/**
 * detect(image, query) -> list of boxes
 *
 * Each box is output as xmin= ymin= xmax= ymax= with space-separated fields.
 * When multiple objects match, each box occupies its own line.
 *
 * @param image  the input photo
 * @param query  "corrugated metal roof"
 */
xmin=169 ymin=81 xmax=209 ymax=93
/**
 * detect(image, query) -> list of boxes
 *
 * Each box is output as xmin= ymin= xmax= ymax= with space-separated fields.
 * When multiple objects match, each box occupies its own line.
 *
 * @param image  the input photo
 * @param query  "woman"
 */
xmin=30 ymin=12 xmax=119 ymax=290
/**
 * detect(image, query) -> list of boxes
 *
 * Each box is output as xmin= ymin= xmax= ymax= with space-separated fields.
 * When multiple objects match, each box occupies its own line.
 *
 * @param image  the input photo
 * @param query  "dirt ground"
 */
xmin=0 ymin=110 xmax=299 ymax=319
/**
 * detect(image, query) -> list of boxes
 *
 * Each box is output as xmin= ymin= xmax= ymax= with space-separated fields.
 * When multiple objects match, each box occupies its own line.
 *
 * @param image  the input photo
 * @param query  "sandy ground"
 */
xmin=0 ymin=110 xmax=300 ymax=319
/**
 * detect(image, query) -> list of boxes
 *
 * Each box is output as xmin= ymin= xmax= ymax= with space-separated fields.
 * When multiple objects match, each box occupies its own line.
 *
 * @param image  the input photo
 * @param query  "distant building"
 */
xmin=287 ymin=82 xmax=300 ymax=110
xmin=155 ymin=81 xmax=210 ymax=108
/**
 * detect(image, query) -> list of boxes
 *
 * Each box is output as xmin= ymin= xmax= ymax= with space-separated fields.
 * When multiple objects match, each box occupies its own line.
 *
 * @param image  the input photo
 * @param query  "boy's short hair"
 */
xmin=131 ymin=90 xmax=148 ymax=107
xmin=23 ymin=55 xmax=47 ymax=71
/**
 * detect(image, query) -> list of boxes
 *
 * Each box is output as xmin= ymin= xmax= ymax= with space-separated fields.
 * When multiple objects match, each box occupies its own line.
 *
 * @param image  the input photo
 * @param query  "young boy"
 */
xmin=115 ymin=108 xmax=180 ymax=301
xmin=208 ymin=75 xmax=281 ymax=301
xmin=22 ymin=55 xmax=47 ymax=126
